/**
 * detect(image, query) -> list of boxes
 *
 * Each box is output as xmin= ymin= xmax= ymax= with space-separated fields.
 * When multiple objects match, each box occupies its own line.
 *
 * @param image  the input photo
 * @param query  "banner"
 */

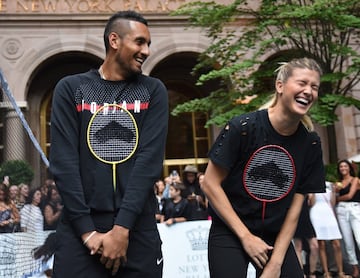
xmin=158 ymin=220 xmax=256 ymax=278
xmin=0 ymin=221 xmax=256 ymax=277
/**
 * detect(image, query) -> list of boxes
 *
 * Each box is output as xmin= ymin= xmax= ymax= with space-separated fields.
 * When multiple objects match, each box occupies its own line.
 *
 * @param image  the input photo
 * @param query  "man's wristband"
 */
xmin=83 ymin=231 xmax=96 ymax=245
xmin=173 ymin=218 xmax=176 ymax=224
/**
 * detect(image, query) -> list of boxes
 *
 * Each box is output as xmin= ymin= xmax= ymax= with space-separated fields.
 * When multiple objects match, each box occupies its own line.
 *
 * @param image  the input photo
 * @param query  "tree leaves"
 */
xmin=171 ymin=0 xmax=360 ymax=128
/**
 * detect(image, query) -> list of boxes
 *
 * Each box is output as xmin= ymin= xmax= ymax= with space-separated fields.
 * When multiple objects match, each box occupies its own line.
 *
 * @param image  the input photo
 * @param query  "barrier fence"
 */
xmin=0 ymin=221 xmax=256 ymax=278
xmin=0 ymin=231 xmax=53 ymax=277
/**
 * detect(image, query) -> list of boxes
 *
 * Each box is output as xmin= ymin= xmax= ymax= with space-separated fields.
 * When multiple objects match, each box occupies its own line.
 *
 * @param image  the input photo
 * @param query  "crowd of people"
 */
xmin=153 ymin=130 xmax=359 ymax=275
xmin=294 ymin=160 xmax=360 ymax=278
xmin=153 ymin=160 xmax=360 ymax=278
xmin=0 ymin=163 xmax=359 ymax=278
xmin=1 ymin=159 xmax=359 ymax=278
xmin=0 ymin=178 xmax=63 ymax=234
xmin=154 ymin=165 xmax=209 ymax=226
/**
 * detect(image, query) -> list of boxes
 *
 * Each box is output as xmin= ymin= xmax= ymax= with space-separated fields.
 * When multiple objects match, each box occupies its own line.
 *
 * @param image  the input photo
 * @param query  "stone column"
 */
xmin=3 ymin=109 xmax=26 ymax=161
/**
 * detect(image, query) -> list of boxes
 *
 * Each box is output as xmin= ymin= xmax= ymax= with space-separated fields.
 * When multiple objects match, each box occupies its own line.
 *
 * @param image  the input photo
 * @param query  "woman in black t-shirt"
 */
xmin=43 ymin=185 xmax=63 ymax=230
xmin=202 ymin=58 xmax=326 ymax=278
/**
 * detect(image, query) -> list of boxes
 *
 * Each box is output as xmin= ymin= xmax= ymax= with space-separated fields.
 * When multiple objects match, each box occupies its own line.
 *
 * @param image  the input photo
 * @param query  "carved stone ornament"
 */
xmin=1 ymin=38 xmax=24 ymax=60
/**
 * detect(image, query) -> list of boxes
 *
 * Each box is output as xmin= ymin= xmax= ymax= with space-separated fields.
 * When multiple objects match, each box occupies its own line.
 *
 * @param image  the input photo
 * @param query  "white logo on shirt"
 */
xmin=156 ymin=257 xmax=163 ymax=265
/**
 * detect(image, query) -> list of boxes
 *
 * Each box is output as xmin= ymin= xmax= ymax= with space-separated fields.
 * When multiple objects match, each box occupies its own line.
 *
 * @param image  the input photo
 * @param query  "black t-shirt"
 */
xmin=339 ymin=181 xmax=360 ymax=202
xmin=208 ymin=109 xmax=325 ymax=236
xmin=162 ymin=198 xmax=192 ymax=221
xmin=182 ymin=180 xmax=202 ymax=198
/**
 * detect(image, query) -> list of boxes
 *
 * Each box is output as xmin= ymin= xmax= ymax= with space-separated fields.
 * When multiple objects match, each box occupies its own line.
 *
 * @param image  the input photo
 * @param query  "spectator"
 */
xmin=335 ymin=159 xmax=360 ymax=278
xmin=20 ymin=187 xmax=43 ymax=232
xmin=16 ymin=183 xmax=29 ymax=211
xmin=31 ymin=232 xmax=57 ymax=278
xmin=309 ymin=182 xmax=349 ymax=278
xmin=293 ymin=195 xmax=319 ymax=278
xmin=161 ymin=182 xmax=191 ymax=226
xmin=182 ymin=165 xmax=207 ymax=220
xmin=43 ymin=185 xmax=63 ymax=230
xmin=39 ymin=179 xmax=56 ymax=212
xmin=0 ymin=183 xmax=20 ymax=233
xmin=182 ymin=165 xmax=199 ymax=196
xmin=154 ymin=179 xmax=166 ymax=223
xmin=197 ymin=172 xmax=205 ymax=186
xmin=8 ymin=184 xmax=21 ymax=232
xmin=8 ymin=184 xmax=19 ymax=203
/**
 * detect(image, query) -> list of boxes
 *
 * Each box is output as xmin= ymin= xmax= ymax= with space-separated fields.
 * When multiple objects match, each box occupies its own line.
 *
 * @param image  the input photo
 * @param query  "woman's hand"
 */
xmin=241 ymin=233 xmax=273 ymax=269
xmin=259 ymin=260 xmax=282 ymax=278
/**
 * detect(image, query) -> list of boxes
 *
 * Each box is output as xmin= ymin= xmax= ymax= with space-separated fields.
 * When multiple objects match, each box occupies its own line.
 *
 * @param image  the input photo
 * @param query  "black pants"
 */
xmin=53 ymin=218 xmax=163 ymax=278
xmin=208 ymin=225 xmax=303 ymax=278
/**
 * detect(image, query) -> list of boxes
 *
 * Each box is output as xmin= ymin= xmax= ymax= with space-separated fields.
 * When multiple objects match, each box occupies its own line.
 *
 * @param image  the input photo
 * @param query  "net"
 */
xmin=0 ymin=69 xmax=49 ymax=168
xmin=0 ymin=231 xmax=53 ymax=278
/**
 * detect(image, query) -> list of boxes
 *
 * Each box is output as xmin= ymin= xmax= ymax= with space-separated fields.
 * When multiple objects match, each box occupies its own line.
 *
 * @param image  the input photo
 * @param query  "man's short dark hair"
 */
xmin=103 ymin=10 xmax=148 ymax=53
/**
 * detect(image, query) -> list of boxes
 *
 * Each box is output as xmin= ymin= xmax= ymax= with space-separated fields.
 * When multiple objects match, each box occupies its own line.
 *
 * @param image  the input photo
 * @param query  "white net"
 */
xmin=0 ymin=69 xmax=49 ymax=168
xmin=0 ymin=231 xmax=53 ymax=278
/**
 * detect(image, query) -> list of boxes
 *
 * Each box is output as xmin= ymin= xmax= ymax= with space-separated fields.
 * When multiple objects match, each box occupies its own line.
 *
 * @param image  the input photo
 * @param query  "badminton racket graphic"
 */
xmin=243 ymin=145 xmax=296 ymax=223
xmin=87 ymin=104 xmax=138 ymax=191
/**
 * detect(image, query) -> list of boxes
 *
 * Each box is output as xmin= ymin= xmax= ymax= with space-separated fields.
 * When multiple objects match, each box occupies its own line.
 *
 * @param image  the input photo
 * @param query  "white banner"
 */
xmin=158 ymin=220 xmax=256 ymax=278
xmin=0 ymin=221 xmax=256 ymax=277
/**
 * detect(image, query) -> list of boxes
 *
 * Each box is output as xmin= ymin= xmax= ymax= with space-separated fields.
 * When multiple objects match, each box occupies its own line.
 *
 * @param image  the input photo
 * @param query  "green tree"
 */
xmin=172 ymin=0 xmax=360 ymax=162
xmin=0 ymin=160 xmax=34 ymax=185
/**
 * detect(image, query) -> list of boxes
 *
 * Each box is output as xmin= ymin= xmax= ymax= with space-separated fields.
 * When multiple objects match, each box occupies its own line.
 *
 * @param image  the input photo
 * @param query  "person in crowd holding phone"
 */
xmin=182 ymin=165 xmax=207 ymax=220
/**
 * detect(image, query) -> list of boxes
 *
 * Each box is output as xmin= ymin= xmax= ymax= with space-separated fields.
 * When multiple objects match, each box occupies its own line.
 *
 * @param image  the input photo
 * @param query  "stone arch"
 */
xmin=24 ymin=48 xmax=103 ymax=185
xmin=143 ymin=34 xmax=210 ymax=74
xmin=18 ymin=37 xmax=104 ymax=101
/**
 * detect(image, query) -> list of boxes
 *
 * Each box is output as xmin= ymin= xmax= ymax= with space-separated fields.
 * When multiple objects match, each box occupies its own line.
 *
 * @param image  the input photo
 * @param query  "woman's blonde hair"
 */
xmin=260 ymin=57 xmax=323 ymax=131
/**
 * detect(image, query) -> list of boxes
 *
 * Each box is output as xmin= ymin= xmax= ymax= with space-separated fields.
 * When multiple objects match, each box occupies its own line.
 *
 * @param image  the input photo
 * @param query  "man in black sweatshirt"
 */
xmin=50 ymin=10 xmax=168 ymax=278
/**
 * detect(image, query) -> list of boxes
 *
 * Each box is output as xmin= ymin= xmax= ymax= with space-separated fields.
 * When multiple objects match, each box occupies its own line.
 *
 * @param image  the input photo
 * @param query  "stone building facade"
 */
xmin=0 ymin=0 xmax=359 ymax=186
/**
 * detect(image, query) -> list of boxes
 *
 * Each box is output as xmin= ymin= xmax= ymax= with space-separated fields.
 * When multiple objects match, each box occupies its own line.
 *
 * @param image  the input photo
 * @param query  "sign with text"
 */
xmin=158 ymin=220 xmax=210 ymax=277
xmin=158 ymin=220 xmax=256 ymax=278
xmin=0 ymin=0 xmax=232 ymax=14
xmin=0 ymin=222 xmax=256 ymax=277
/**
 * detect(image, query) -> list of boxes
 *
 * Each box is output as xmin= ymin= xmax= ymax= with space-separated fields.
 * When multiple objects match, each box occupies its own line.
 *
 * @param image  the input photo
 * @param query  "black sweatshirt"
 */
xmin=49 ymin=69 xmax=168 ymax=237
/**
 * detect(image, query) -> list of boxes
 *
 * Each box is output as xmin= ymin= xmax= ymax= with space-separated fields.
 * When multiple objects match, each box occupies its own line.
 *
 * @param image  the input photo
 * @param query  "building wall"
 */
xmin=0 ymin=0 xmax=359 ymax=186
xmin=0 ymin=0 xmax=226 ymax=185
